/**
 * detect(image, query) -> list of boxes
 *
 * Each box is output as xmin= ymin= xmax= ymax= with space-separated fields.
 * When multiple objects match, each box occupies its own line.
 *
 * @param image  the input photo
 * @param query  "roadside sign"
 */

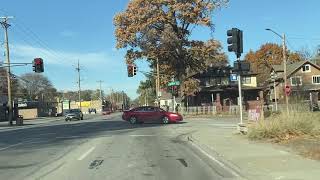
xmin=168 ymin=81 xmax=180 ymax=87
xmin=230 ymin=74 xmax=238 ymax=81
xmin=233 ymin=61 xmax=250 ymax=73
xmin=285 ymin=85 xmax=291 ymax=96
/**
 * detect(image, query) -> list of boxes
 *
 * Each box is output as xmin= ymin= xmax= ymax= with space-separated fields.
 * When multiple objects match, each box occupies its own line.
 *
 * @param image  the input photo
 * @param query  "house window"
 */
xmin=242 ymin=76 xmax=251 ymax=84
xmin=221 ymin=77 xmax=229 ymax=85
xmin=291 ymin=76 xmax=302 ymax=86
xmin=302 ymin=64 xmax=311 ymax=72
xmin=312 ymin=75 xmax=320 ymax=84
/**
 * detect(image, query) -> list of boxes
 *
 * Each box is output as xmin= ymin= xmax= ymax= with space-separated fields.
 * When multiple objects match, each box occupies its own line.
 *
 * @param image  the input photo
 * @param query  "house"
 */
xmin=269 ymin=60 xmax=320 ymax=109
xmin=159 ymin=89 xmax=182 ymax=112
xmin=186 ymin=65 xmax=263 ymax=111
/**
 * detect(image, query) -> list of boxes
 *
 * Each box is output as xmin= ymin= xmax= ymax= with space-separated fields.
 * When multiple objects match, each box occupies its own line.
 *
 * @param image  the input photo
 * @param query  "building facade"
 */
xmin=186 ymin=65 xmax=262 ymax=111
xmin=269 ymin=60 xmax=320 ymax=110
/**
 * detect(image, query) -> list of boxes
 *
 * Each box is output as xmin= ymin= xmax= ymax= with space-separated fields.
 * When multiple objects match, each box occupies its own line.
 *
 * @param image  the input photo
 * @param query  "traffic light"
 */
xmin=33 ymin=58 xmax=44 ymax=73
xmin=172 ymin=85 xmax=178 ymax=97
xmin=127 ymin=64 xmax=137 ymax=77
xmin=133 ymin=65 xmax=137 ymax=76
xmin=227 ymin=28 xmax=243 ymax=58
xmin=127 ymin=64 xmax=133 ymax=77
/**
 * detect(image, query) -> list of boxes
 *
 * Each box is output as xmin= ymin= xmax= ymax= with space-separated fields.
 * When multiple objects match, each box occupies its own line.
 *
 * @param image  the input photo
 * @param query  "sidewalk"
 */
xmin=189 ymin=125 xmax=320 ymax=180
xmin=0 ymin=117 xmax=63 ymax=131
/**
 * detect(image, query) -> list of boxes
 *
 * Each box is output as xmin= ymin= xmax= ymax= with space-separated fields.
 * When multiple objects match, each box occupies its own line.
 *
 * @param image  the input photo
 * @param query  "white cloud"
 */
xmin=8 ymin=44 xmax=144 ymax=99
xmin=10 ymin=44 xmax=122 ymax=68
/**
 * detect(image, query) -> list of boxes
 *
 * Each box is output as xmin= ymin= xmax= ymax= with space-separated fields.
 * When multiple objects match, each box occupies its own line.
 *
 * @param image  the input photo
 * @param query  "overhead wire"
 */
xmin=0 ymin=9 xmax=73 ymax=63
xmin=0 ymin=9 xmax=74 ymax=80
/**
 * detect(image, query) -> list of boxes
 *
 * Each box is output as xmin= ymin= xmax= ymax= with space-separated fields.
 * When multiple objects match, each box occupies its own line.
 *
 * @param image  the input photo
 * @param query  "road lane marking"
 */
xmin=210 ymin=124 xmax=237 ymax=127
xmin=129 ymin=135 xmax=156 ymax=137
xmin=38 ymin=132 xmax=56 ymax=136
xmin=56 ymin=136 xmax=83 ymax=139
xmin=0 ymin=139 xmax=33 ymax=151
xmin=189 ymin=140 xmax=240 ymax=177
xmin=78 ymin=147 xmax=95 ymax=161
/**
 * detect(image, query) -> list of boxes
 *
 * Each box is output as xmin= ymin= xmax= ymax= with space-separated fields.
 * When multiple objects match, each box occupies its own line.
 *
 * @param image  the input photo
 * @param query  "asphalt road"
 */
xmin=0 ymin=114 xmax=239 ymax=180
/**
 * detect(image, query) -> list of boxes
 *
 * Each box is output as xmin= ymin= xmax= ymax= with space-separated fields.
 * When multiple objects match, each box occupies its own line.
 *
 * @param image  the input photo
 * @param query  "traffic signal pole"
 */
xmin=1 ymin=16 xmax=14 ymax=125
xmin=237 ymin=58 xmax=243 ymax=125
xmin=227 ymin=28 xmax=245 ymax=129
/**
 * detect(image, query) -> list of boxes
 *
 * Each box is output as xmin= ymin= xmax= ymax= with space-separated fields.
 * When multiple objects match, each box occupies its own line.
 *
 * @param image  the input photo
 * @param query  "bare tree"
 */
xmin=19 ymin=73 xmax=57 ymax=101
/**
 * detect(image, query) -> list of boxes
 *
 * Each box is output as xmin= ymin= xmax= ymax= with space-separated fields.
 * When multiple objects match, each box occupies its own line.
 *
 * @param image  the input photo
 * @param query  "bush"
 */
xmin=248 ymin=111 xmax=319 ymax=142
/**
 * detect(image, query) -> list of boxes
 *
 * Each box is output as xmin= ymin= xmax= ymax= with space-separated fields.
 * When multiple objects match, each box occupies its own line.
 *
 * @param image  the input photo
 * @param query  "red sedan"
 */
xmin=122 ymin=106 xmax=183 ymax=124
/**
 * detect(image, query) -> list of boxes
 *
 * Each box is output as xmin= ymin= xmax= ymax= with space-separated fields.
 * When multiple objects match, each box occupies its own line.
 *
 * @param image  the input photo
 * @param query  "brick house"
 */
xmin=269 ymin=60 xmax=320 ymax=109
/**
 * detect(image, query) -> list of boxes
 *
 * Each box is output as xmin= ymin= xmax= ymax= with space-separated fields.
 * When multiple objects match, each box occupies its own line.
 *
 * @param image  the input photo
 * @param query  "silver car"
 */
xmin=65 ymin=109 xmax=84 ymax=121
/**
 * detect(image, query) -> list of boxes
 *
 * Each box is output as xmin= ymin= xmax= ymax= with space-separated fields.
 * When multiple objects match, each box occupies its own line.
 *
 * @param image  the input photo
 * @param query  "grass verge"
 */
xmin=248 ymin=111 xmax=320 ymax=160
xmin=248 ymin=111 xmax=320 ymax=142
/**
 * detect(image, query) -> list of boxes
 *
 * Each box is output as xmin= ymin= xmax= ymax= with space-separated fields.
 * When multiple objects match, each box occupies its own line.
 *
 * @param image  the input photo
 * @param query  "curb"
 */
xmin=186 ymin=133 xmax=247 ymax=180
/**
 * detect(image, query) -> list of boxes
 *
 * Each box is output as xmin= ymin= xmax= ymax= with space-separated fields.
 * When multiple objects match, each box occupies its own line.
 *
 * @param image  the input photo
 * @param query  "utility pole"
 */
xmin=76 ymin=60 xmax=82 ymax=111
xmin=123 ymin=91 xmax=127 ymax=109
xmin=265 ymin=29 xmax=289 ymax=115
xmin=156 ymin=58 xmax=160 ymax=107
xmin=271 ymin=71 xmax=278 ymax=111
xmin=97 ymin=80 xmax=104 ymax=107
xmin=282 ymin=34 xmax=289 ymax=115
xmin=1 ymin=16 xmax=14 ymax=125
xmin=121 ymin=90 xmax=125 ymax=110
xmin=110 ymin=88 xmax=114 ymax=111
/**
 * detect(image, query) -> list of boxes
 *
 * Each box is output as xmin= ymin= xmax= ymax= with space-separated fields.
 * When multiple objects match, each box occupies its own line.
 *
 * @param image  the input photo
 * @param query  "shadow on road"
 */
xmin=0 ymin=118 xmax=187 ymax=149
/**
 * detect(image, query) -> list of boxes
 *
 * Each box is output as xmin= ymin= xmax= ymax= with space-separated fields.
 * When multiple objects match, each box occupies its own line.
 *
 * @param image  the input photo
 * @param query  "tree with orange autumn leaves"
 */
xmin=114 ymin=0 xmax=228 ymax=97
xmin=244 ymin=43 xmax=303 ymax=85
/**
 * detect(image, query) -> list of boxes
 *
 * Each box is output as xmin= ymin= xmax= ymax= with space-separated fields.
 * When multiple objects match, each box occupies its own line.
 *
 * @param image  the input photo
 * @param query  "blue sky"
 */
xmin=0 ymin=0 xmax=319 ymax=98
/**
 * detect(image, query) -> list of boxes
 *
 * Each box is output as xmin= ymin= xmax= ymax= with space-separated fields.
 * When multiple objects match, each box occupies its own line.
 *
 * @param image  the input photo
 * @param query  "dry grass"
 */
xmin=248 ymin=111 xmax=320 ymax=142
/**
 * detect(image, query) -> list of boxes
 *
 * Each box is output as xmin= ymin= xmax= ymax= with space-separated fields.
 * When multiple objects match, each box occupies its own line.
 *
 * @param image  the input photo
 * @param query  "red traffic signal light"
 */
xmin=127 ymin=64 xmax=133 ymax=77
xmin=33 ymin=58 xmax=44 ymax=73
xmin=172 ymin=85 xmax=179 ymax=97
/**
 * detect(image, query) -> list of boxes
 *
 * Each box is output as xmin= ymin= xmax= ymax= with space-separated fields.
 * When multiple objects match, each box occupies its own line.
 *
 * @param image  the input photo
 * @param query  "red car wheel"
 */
xmin=129 ymin=116 xmax=137 ymax=124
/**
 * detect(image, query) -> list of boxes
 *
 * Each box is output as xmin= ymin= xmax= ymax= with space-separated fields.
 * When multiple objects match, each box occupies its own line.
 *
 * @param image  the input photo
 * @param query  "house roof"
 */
xmin=272 ymin=60 xmax=320 ymax=78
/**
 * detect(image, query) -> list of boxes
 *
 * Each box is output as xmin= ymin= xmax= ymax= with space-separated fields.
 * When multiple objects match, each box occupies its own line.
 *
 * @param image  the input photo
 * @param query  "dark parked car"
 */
xmin=102 ymin=108 xmax=112 ymax=115
xmin=65 ymin=109 xmax=83 ymax=121
xmin=122 ymin=106 xmax=183 ymax=124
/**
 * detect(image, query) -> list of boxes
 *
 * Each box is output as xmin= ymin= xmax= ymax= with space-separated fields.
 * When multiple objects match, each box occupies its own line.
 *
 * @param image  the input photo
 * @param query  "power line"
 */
xmin=11 ymin=23 xmax=68 ymax=64
xmin=12 ymin=22 xmax=68 ymax=62
xmin=0 ymin=9 xmax=69 ymax=62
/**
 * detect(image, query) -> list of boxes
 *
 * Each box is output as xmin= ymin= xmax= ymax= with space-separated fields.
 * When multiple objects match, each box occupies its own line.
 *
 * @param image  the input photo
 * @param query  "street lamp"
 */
xmin=265 ymin=28 xmax=289 ymax=115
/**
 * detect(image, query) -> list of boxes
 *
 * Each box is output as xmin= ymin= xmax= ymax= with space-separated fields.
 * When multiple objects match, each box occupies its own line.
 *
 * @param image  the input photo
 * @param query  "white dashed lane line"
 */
xmin=77 ymin=147 xmax=96 ymax=161
xmin=0 ymin=139 xmax=34 ymax=151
